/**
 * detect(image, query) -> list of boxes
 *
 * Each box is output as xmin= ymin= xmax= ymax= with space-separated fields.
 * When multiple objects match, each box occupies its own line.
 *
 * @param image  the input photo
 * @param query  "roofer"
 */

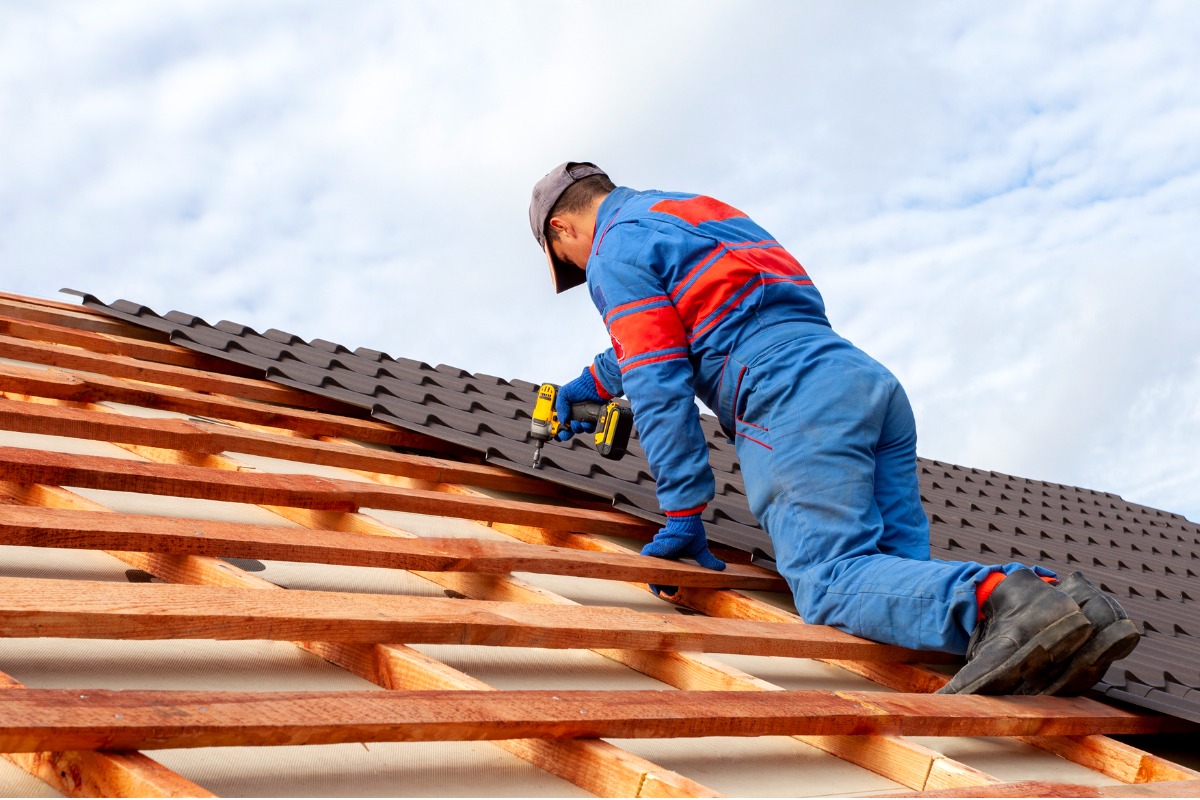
xmin=528 ymin=162 xmax=1140 ymax=695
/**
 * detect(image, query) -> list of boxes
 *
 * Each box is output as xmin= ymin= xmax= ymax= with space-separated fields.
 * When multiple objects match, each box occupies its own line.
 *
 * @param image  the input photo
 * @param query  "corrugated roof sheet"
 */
xmin=65 ymin=289 xmax=1200 ymax=727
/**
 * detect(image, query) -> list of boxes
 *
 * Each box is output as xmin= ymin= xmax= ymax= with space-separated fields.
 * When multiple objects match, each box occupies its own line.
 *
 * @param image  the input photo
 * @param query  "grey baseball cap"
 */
xmin=529 ymin=161 xmax=609 ymax=293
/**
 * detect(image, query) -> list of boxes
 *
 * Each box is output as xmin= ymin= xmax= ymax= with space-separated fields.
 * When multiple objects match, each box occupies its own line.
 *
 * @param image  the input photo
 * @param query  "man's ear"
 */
xmin=548 ymin=215 xmax=574 ymax=239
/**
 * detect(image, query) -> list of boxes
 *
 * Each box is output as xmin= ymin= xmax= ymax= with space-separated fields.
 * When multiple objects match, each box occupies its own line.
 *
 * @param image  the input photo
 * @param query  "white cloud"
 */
xmin=1 ymin=1 xmax=1197 ymax=521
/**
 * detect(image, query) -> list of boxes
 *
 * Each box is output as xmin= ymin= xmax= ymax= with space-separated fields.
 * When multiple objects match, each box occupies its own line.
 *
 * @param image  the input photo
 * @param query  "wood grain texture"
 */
xmin=1 ymin=750 xmax=216 ymax=798
xmin=0 ymin=688 xmax=1178 ymax=753
xmin=0 ymin=445 xmax=656 ymax=536
xmin=1 ymin=668 xmax=213 ymax=797
xmin=0 ymin=363 xmax=441 ymax=449
xmin=0 ymin=397 xmax=556 ymax=496
xmin=0 ymin=295 xmax=163 ymax=341
xmin=0 ymin=576 xmax=942 ymax=661
xmin=894 ymin=778 xmax=1200 ymax=797
xmin=0 ymin=313 xmax=261 ymax=377
xmin=0 ymin=485 xmax=720 ymax=799
xmin=478 ymin=529 xmax=1200 ymax=787
xmin=0 ymin=506 xmax=785 ymax=590
xmin=0 ymin=333 xmax=355 ymax=412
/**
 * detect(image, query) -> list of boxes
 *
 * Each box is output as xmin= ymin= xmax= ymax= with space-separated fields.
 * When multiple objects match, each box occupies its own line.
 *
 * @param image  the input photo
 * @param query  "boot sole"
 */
xmin=943 ymin=612 xmax=1092 ymax=695
xmin=1040 ymin=618 xmax=1140 ymax=696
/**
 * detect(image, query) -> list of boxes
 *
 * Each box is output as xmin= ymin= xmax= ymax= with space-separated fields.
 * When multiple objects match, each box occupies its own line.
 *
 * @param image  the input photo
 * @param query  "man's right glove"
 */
xmin=641 ymin=511 xmax=726 ymax=598
xmin=553 ymin=366 xmax=606 ymax=441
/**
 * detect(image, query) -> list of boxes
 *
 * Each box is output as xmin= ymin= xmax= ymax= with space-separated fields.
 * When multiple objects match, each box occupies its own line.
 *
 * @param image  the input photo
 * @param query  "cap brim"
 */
xmin=544 ymin=244 xmax=586 ymax=294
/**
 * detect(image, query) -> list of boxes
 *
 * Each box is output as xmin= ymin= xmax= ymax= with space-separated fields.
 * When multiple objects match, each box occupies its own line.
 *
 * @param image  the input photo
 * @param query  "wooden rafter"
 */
xmin=398 ymin=476 xmax=1200 ymax=787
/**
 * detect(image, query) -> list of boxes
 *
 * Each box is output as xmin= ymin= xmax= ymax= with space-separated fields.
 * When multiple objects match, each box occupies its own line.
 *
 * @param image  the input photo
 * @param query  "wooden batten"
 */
xmin=0 ymin=363 xmax=444 ymax=450
xmin=0 ymin=667 xmax=213 ymax=797
xmin=0 ymin=313 xmax=262 ymax=377
xmin=0 ymin=295 xmax=165 ymax=341
xmin=0 ymin=688 xmax=1180 ymax=754
xmin=0 ymin=445 xmax=656 ymax=537
xmin=0 ymin=333 xmax=354 ymax=413
xmin=0 ymin=506 xmax=784 ymax=590
xmin=1 ymin=291 xmax=1195 ymax=798
xmin=0 ymin=576 xmax=944 ymax=662
xmin=0 ymin=397 xmax=556 ymax=496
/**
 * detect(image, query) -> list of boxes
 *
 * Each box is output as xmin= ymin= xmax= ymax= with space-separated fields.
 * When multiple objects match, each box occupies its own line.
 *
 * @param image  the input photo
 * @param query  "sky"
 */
xmin=2 ymin=1 xmax=1198 ymax=523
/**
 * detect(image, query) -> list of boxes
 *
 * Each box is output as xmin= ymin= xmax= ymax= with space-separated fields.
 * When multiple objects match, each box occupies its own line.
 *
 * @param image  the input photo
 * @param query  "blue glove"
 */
xmin=641 ymin=512 xmax=726 ymax=598
xmin=554 ymin=366 xmax=604 ymax=442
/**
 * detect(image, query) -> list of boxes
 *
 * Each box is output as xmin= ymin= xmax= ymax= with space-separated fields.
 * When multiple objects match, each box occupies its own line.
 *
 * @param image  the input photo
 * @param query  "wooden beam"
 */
xmin=0 ymin=295 xmax=164 ymax=341
xmin=0 ymin=333 xmax=352 ymax=413
xmin=892 ymin=780 xmax=1104 ymax=797
xmin=0 ymin=397 xmax=551 ymax=496
xmin=332 ymin=474 xmax=999 ymax=790
xmin=0 ymin=485 xmax=720 ymax=798
xmin=256 ymin=452 xmax=1002 ymax=792
xmin=1 ymin=750 xmax=215 ymax=798
xmin=1015 ymin=733 xmax=1200 ymax=784
xmin=0 ymin=445 xmax=655 ymax=536
xmin=0 ymin=506 xmax=786 ymax=590
xmin=0 ymin=363 xmax=456 ymax=451
xmin=895 ymin=778 xmax=1200 ymax=797
xmin=300 ymin=642 xmax=721 ymax=798
xmin=0 ymin=688 xmax=1179 ymax=753
xmin=0 ymin=314 xmax=262 ymax=377
xmin=1 ymin=670 xmax=213 ymax=797
xmin=0 ymin=576 xmax=944 ymax=661
xmin=458 ymin=512 xmax=1200 ymax=787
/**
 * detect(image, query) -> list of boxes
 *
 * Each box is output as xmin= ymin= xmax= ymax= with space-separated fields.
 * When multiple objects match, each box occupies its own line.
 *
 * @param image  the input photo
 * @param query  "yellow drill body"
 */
xmin=530 ymin=382 xmax=633 ymax=468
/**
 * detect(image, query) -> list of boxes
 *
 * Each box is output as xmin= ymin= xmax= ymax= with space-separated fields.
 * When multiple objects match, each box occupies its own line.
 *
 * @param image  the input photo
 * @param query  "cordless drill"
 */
xmin=530 ymin=382 xmax=634 ymax=468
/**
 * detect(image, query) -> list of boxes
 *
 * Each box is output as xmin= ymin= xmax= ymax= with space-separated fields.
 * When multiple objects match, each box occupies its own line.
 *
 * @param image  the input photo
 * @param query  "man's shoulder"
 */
xmin=609 ymin=189 xmax=700 ymax=222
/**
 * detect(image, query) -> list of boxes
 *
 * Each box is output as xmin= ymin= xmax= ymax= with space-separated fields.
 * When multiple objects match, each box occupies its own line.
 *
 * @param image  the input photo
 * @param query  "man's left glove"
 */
xmin=641 ymin=511 xmax=725 ymax=598
xmin=554 ymin=366 xmax=605 ymax=441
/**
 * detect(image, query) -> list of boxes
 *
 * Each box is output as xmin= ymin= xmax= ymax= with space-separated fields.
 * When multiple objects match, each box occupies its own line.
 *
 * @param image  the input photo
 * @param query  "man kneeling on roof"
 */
xmin=527 ymin=161 xmax=1140 ymax=695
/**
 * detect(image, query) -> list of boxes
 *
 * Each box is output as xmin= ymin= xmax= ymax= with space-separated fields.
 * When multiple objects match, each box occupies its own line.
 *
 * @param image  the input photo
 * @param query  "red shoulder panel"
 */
xmin=650 ymin=196 xmax=746 ymax=226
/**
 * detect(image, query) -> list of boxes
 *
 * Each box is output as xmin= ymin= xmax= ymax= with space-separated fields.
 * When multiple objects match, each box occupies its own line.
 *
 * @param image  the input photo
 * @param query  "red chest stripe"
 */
xmin=673 ymin=246 xmax=809 ymax=336
xmin=650 ymin=196 xmax=747 ymax=226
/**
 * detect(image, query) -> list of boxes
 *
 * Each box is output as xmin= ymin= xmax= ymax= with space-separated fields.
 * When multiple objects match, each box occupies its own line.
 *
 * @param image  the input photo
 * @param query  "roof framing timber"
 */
xmin=0 ymin=575 xmax=944 ymax=662
xmin=0 ymin=482 xmax=718 ymax=799
xmin=1 ymin=291 xmax=1196 ymax=797
xmin=0 ymin=445 xmax=655 ymax=537
xmin=0 ymin=687 xmax=1180 ymax=753
xmin=0 ymin=669 xmax=213 ymax=798
xmin=0 ymin=506 xmax=785 ymax=591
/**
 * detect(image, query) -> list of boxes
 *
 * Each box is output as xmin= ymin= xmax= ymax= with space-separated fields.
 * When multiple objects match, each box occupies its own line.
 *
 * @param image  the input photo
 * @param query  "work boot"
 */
xmin=1019 ymin=572 xmax=1141 ymax=696
xmin=937 ymin=568 xmax=1092 ymax=695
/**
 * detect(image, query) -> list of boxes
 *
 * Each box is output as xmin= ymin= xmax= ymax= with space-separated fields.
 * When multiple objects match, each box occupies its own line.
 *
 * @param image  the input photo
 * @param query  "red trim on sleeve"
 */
xmin=664 ymin=504 xmax=707 ymax=517
xmin=588 ymin=365 xmax=613 ymax=400
xmin=608 ymin=304 xmax=687 ymax=365
xmin=650 ymin=196 xmax=746 ymax=226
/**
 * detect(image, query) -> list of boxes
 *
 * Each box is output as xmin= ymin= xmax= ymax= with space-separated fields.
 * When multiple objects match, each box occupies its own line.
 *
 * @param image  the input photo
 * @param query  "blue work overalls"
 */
xmin=586 ymin=188 xmax=1034 ymax=654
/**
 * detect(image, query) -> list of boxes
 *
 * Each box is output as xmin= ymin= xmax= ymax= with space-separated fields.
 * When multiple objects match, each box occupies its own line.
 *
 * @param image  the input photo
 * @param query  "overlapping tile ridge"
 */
xmin=66 ymin=290 xmax=1200 ymax=725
